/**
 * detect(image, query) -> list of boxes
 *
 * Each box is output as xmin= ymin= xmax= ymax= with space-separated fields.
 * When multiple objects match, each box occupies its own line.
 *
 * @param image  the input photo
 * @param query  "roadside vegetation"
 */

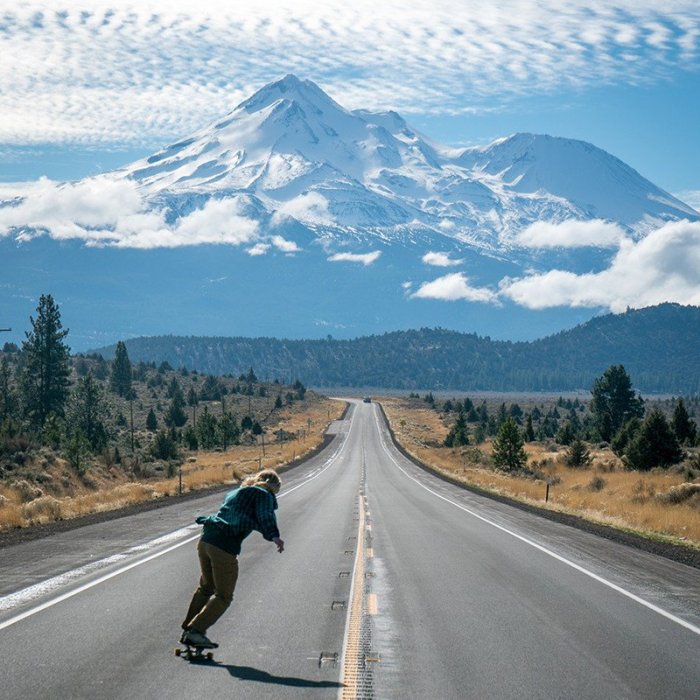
xmin=0 ymin=295 xmax=345 ymax=531
xmin=381 ymin=371 xmax=700 ymax=547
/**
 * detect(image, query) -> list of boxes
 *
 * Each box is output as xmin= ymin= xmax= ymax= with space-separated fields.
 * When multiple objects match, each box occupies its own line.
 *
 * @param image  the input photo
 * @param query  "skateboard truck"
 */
xmin=175 ymin=643 xmax=215 ymax=662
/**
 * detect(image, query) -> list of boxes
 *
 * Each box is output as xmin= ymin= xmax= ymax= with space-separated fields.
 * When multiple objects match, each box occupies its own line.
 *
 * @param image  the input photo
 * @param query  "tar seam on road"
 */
xmin=338 ymin=456 xmax=375 ymax=700
xmin=0 ymin=435 xmax=348 ymax=631
xmin=372 ymin=408 xmax=700 ymax=638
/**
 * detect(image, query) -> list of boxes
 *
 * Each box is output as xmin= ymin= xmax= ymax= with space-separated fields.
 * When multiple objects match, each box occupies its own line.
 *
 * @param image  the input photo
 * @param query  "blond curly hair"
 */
xmin=242 ymin=468 xmax=281 ymax=494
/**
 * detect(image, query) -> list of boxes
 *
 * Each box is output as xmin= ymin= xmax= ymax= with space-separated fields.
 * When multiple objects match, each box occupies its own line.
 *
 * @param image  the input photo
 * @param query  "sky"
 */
xmin=0 ymin=0 xmax=698 ymax=207
xmin=1 ymin=0 xmax=700 ymax=338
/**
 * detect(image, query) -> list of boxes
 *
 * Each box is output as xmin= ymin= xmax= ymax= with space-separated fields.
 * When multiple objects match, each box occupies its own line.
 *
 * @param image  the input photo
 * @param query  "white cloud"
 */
xmin=328 ymin=251 xmax=382 ymax=265
xmin=501 ymin=219 xmax=700 ymax=310
xmin=514 ymin=220 xmax=627 ymax=248
xmin=271 ymin=235 xmax=301 ymax=253
xmin=1 ymin=2 xmax=698 ymax=144
xmin=247 ymin=243 xmax=271 ymax=256
xmin=412 ymin=272 xmax=498 ymax=303
xmin=422 ymin=251 xmax=464 ymax=266
xmin=0 ymin=178 xmax=260 ymax=249
xmin=272 ymin=192 xmax=332 ymax=226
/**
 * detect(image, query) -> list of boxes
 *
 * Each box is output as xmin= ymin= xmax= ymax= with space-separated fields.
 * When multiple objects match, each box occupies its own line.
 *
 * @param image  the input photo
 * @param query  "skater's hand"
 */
xmin=273 ymin=537 xmax=285 ymax=553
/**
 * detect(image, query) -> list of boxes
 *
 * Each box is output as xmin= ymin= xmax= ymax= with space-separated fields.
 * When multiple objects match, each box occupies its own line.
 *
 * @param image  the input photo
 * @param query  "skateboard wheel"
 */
xmin=175 ymin=648 xmax=182 ymax=656
xmin=206 ymin=652 xmax=213 ymax=660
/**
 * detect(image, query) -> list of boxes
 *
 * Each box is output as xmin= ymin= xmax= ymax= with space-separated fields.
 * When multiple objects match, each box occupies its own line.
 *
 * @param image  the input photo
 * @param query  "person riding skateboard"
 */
xmin=180 ymin=468 xmax=285 ymax=648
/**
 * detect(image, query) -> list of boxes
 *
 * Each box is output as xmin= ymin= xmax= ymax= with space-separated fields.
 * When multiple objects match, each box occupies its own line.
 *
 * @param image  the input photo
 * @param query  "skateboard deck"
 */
xmin=175 ymin=643 xmax=215 ymax=662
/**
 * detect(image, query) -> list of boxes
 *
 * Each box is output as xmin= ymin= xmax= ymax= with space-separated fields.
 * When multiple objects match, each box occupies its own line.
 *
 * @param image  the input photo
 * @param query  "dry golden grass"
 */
xmin=380 ymin=397 xmax=700 ymax=548
xmin=0 ymin=397 xmax=346 ymax=531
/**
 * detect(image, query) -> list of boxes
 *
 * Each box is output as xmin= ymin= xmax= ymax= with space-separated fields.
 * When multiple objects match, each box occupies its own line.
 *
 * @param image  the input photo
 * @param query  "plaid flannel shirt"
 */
xmin=197 ymin=486 xmax=280 ymax=555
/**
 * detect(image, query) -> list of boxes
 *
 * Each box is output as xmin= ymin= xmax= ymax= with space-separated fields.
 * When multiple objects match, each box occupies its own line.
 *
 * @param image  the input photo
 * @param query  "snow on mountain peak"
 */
xmin=103 ymin=77 xmax=698 ymax=252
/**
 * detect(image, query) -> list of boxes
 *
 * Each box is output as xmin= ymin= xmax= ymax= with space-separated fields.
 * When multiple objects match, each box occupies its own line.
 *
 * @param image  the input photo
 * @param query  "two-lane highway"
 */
xmin=1 ymin=399 xmax=699 ymax=699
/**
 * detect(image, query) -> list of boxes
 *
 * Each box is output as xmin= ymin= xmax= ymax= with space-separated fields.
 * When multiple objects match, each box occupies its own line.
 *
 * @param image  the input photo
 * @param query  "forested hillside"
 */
xmin=96 ymin=304 xmax=700 ymax=393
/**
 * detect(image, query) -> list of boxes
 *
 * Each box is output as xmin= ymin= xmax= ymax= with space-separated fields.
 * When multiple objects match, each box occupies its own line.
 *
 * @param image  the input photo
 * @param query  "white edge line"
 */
xmin=0 ymin=436 xmax=347 ymax=631
xmin=373 ymin=409 xmax=700 ymax=637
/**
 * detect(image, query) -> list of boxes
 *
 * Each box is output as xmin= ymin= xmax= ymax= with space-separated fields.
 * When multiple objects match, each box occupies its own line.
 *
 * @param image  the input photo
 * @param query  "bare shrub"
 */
xmin=22 ymin=495 xmax=64 ymax=522
xmin=588 ymin=477 xmax=606 ymax=492
xmin=657 ymin=483 xmax=700 ymax=505
xmin=11 ymin=479 xmax=44 ymax=503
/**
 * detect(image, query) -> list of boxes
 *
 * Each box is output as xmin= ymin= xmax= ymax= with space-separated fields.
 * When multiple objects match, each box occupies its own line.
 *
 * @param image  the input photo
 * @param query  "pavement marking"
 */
xmin=338 ymin=494 xmax=367 ymax=699
xmin=0 ymin=437 xmax=347 ymax=630
xmin=373 ymin=410 xmax=700 ymax=638
xmin=367 ymin=593 xmax=378 ymax=615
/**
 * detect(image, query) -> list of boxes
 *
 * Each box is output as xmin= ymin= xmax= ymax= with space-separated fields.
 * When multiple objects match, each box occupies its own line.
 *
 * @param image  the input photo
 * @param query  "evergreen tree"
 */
xmin=66 ymin=372 xmax=109 ymax=451
xmin=166 ymin=376 xmax=182 ymax=399
xmin=611 ymin=417 xmax=641 ymax=457
xmin=497 ymin=402 xmax=508 ymax=427
xmin=566 ymin=439 xmax=591 ymax=468
xmin=21 ymin=294 xmax=71 ymax=429
xmin=591 ymin=365 xmax=644 ymax=442
xmin=524 ymin=414 xmax=535 ymax=442
xmin=183 ymin=424 xmax=199 ymax=450
xmin=65 ymin=429 xmax=91 ymax=475
xmin=492 ymin=417 xmax=527 ymax=472
xmin=151 ymin=429 xmax=178 ymax=460
xmin=218 ymin=412 xmax=240 ymax=450
xmin=625 ymin=408 xmax=684 ymax=471
xmin=146 ymin=408 xmax=158 ymax=431
xmin=197 ymin=406 xmax=218 ymax=449
xmin=165 ymin=390 xmax=188 ymax=428
xmin=187 ymin=386 xmax=199 ymax=426
xmin=110 ymin=341 xmax=132 ymax=397
xmin=0 ymin=356 xmax=18 ymax=421
xmin=672 ymin=399 xmax=697 ymax=446
xmin=444 ymin=410 xmax=470 ymax=447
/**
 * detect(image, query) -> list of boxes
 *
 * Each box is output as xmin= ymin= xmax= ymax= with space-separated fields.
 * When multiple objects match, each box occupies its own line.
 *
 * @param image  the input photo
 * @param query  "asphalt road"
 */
xmin=1 ymin=400 xmax=699 ymax=699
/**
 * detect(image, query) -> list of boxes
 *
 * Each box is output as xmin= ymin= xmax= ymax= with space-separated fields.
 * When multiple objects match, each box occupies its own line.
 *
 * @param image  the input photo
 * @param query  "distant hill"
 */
xmin=94 ymin=304 xmax=700 ymax=394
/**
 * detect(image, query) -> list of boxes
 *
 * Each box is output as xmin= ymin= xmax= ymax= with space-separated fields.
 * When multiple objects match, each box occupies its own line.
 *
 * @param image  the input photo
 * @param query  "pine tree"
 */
xmin=591 ymin=365 xmax=644 ymax=442
xmin=66 ymin=372 xmax=109 ymax=451
xmin=566 ymin=439 xmax=591 ymax=468
xmin=444 ymin=410 xmax=470 ymax=447
xmin=492 ymin=417 xmax=527 ymax=472
xmin=21 ymin=294 xmax=71 ymax=429
xmin=165 ymin=380 xmax=187 ymax=428
xmin=524 ymin=414 xmax=535 ymax=442
xmin=625 ymin=408 xmax=684 ymax=471
xmin=110 ymin=341 xmax=132 ymax=397
xmin=146 ymin=407 xmax=158 ymax=431
xmin=672 ymin=399 xmax=697 ymax=446
xmin=187 ymin=386 xmax=199 ymax=426
xmin=0 ymin=356 xmax=18 ymax=421
xmin=218 ymin=412 xmax=240 ymax=449
xmin=197 ymin=406 xmax=218 ymax=449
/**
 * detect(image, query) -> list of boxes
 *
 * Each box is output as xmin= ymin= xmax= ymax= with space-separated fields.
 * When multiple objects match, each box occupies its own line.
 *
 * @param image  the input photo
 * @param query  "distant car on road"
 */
xmin=363 ymin=397 xmax=372 ymax=403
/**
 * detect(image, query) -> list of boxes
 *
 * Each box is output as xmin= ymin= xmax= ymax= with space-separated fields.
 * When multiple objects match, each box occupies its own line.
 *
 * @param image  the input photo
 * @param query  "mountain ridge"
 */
xmin=92 ymin=303 xmax=700 ymax=394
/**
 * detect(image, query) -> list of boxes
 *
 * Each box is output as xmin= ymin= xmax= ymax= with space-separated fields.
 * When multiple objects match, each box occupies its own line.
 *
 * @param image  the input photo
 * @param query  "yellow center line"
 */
xmin=339 ymin=494 xmax=366 ymax=699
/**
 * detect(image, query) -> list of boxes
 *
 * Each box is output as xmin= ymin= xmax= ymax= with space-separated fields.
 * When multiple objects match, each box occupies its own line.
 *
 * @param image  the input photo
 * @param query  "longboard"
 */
xmin=175 ymin=643 xmax=215 ymax=662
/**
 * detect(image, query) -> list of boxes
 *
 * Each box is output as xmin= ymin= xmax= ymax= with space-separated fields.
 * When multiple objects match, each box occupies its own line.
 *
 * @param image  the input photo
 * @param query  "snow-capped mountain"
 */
xmin=115 ymin=74 xmax=697 ymax=252
xmin=2 ymin=75 xmax=698 ymax=348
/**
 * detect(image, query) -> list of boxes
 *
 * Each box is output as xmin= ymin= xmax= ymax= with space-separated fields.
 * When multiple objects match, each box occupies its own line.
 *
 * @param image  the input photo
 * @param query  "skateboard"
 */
xmin=175 ymin=643 xmax=215 ymax=662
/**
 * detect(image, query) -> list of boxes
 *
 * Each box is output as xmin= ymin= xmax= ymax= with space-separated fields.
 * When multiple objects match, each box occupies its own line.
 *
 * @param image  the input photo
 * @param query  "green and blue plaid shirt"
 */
xmin=196 ymin=486 xmax=280 ymax=555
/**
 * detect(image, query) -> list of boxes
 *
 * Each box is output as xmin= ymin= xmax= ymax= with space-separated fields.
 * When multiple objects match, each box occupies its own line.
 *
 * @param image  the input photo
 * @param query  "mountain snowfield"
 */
xmin=1 ymin=75 xmax=699 ymax=346
xmin=112 ymin=75 xmax=695 ymax=252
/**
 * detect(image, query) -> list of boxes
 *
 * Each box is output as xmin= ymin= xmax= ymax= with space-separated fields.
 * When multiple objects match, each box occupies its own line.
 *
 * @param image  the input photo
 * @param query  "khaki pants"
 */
xmin=182 ymin=540 xmax=239 ymax=634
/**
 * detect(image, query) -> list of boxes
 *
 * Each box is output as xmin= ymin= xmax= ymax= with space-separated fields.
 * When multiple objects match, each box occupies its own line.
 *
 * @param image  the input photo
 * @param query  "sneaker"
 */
xmin=182 ymin=629 xmax=218 ymax=649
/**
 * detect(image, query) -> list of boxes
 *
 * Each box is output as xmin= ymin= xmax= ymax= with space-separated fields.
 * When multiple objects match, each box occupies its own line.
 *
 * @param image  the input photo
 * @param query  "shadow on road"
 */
xmin=216 ymin=663 xmax=343 ymax=688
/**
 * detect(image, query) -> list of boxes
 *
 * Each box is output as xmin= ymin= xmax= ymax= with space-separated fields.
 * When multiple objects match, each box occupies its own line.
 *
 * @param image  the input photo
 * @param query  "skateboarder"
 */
xmin=180 ymin=469 xmax=285 ymax=648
